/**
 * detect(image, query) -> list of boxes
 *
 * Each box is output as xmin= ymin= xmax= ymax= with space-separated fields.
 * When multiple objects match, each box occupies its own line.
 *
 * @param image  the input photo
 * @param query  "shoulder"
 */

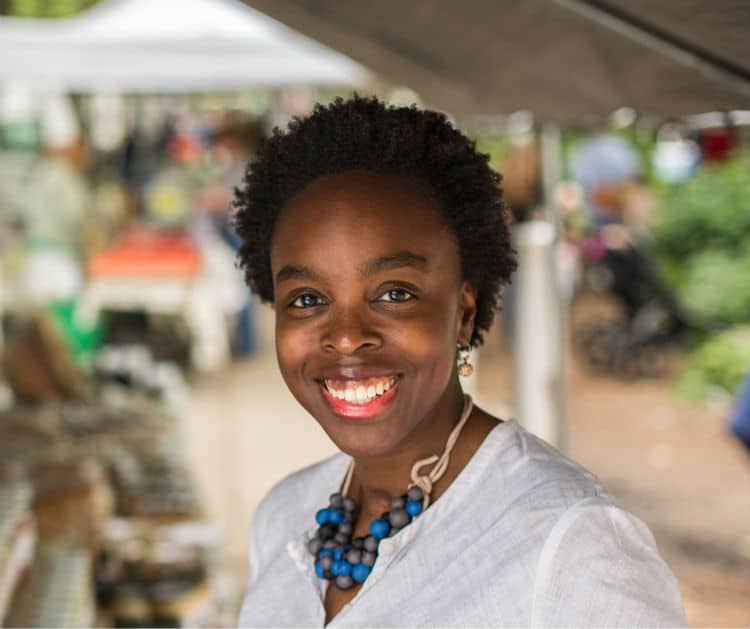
xmin=481 ymin=424 xmax=686 ymax=625
xmin=464 ymin=422 xmax=608 ymax=562
xmin=439 ymin=421 xmax=609 ymax=577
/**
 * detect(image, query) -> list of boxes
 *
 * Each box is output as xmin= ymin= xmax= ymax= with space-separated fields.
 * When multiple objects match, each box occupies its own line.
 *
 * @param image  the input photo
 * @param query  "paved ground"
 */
xmin=183 ymin=298 xmax=750 ymax=626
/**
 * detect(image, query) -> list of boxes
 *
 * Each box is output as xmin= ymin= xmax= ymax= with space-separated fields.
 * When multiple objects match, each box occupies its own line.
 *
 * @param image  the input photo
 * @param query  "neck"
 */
xmin=347 ymin=379 xmax=467 ymax=520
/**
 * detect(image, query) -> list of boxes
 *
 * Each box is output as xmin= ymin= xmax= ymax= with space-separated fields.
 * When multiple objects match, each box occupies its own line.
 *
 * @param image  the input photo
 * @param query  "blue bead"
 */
xmin=405 ymin=500 xmax=422 ymax=517
xmin=352 ymin=563 xmax=371 ymax=583
xmin=315 ymin=508 xmax=331 ymax=525
xmin=332 ymin=560 xmax=352 ymax=577
xmin=328 ymin=509 xmax=345 ymax=525
xmin=319 ymin=548 xmax=333 ymax=558
xmin=315 ymin=561 xmax=325 ymax=579
xmin=369 ymin=518 xmax=390 ymax=539
xmin=333 ymin=549 xmax=343 ymax=561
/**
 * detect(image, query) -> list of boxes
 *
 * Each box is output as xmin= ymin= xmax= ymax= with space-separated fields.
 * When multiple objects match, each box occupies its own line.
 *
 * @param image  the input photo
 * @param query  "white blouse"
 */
xmin=238 ymin=420 xmax=687 ymax=627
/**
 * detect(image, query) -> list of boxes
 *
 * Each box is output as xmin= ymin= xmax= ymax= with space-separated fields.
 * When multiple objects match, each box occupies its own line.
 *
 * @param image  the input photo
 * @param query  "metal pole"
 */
xmin=513 ymin=123 xmax=567 ymax=451
xmin=545 ymin=123 xmax=568 ymax=455
xmin=513 ymin=222 xmax=565 ymax=449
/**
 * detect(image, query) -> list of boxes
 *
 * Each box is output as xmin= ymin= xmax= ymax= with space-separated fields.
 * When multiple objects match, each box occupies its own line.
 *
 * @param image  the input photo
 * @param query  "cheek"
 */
xmin=392 ymin=302 xmax=458 ymax=374
xmin=275 ymin=320 xmax=313 ymax=394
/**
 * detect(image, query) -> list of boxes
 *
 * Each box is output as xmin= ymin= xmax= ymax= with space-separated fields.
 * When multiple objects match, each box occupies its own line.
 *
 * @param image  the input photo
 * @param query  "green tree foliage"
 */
xmin=677 ymin=327 xmax=750 ymax=402
xmin=652 ymin=154 xmax=750 ymax=399
xmin=3 ymin=0 xmax=98 ymax=17
xmin=652 ymin=154 xmax=750 ymax=324
xmin=676 ymin=247 xmax=750 ymax=325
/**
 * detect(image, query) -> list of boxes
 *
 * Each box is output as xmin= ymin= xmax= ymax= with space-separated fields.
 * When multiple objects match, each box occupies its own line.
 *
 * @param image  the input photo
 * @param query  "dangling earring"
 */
xmin=457 ymin=345 xmax=473 ymax=377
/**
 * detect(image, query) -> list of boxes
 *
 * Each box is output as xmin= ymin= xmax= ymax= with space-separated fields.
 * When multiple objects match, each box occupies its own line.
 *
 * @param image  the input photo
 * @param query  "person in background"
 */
xmin=569 ymin=133 xmax=641 ymax=229
xmin=729 ymin=371 xmax=750 ymax=455
xmin=20 ymin=102 xmax=91 ymax=306
xmin=197 ymin=112 xmax=266 ymax=357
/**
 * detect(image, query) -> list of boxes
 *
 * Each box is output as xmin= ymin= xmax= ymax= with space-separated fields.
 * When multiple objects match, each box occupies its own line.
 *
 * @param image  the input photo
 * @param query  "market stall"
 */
xmin=0 ymin=1 xmax=370 ymax=625
xmin=0 ymin=0 xmax=368 ymax=92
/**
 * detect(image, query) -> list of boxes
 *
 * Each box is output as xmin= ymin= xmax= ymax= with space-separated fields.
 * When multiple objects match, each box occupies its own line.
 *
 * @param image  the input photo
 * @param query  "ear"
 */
xmin=456 ymin=281 xmax=478 ymax=347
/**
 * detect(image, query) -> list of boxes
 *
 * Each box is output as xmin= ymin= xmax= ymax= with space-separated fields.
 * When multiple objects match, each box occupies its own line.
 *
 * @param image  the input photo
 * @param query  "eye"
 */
xmin=377 ymin=288 xmax=415 ymax=303
xmin=289 ymin=293 xmax=326 ymax=308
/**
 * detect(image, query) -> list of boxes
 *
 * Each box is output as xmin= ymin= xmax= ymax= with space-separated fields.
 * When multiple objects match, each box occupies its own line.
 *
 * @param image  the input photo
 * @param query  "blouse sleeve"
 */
xmin=531 ymin=496 xmax=688 ymax=628
xmin=237 ymin=496 xmax=272 ymax=625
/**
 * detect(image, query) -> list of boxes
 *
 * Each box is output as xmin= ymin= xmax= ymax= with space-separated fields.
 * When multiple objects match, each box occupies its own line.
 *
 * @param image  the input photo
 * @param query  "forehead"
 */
xmin=271 ymin=170 xmax=457 ymax=266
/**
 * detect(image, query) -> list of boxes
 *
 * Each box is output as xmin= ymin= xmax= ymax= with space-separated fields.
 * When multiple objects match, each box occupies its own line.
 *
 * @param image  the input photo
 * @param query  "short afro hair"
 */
xmin=232 ymin=95 xmax=516 ymax=347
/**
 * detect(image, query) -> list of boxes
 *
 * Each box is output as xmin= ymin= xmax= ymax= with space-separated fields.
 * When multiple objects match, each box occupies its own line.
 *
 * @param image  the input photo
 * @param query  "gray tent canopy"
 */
xmin=243 ymin=0 xmax=750 ymax=123
xmin=0 ymin=0 xmax=368 ymax=93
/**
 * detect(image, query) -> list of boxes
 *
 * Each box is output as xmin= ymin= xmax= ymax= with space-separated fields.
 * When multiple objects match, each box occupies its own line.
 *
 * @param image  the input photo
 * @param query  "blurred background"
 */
xmin=0 ymin=0 xmax=748 ymax=626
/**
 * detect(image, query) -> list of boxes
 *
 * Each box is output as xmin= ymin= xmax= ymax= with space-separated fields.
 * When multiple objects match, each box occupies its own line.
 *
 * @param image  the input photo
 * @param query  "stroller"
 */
xmin=574 ymin=229 xmax=720 ymax=379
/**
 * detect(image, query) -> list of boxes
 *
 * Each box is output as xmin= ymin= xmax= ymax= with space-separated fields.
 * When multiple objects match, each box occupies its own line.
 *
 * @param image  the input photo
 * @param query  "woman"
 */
xmin=233 ymin=97 xmax=686 ymax=627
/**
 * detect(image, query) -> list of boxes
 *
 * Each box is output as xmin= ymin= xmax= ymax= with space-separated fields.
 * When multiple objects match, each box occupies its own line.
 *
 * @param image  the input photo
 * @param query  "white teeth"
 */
xmin=324 ymin=376 xmax=399 ymax=404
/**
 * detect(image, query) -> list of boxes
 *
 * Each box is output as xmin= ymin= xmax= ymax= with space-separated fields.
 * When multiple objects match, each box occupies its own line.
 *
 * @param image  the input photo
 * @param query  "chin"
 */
xmin=323 ymin=422 xmax=404 ymax=459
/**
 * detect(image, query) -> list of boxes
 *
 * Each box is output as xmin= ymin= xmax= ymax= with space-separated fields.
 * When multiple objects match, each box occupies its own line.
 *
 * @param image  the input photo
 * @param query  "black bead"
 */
xmin=318 ymin=523 xmax=336 ymax=540
xmin=391 ymin=495 xmax=406 ymax=509
xmin=338 ymin=521 xmax=353 ymax=536
xmin=343 ymin=497 xmax=357 ymax=512
xmin=329 ymin=492 xmax=344 ymax=508
xmin=345 ymin=548 xmax=362 ymax=564
xmin=352 ymin=537 xmax=365 ymax=550
xmin=363 ymin=536 xmax=378 ymax=552
xmin=380 ymin=511 xmax=390 ymax=522
xmin=323 ymin=539 xmax=337 ymax=550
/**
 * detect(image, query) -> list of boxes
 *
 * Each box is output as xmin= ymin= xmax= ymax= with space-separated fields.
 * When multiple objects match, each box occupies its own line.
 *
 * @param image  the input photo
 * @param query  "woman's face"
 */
xmin=270 ymin=170 xmax=476 ymax=458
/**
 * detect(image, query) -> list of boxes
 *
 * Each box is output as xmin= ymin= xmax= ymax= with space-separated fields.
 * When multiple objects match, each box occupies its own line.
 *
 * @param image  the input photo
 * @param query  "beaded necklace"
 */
xmin=307 ymin=394 xmax=474 ymax=590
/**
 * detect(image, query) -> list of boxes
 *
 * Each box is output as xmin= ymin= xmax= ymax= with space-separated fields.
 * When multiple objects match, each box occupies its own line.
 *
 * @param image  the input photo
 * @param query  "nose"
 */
xmin=321 ymin=308 xmax=382 ymax=355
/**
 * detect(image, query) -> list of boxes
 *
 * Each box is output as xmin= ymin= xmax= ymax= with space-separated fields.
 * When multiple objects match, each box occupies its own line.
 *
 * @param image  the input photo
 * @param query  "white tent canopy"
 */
xmin=245 ymin=0 xmax=750 ymax=123
xmin=0 ymin=0 xmax=368 ymax=92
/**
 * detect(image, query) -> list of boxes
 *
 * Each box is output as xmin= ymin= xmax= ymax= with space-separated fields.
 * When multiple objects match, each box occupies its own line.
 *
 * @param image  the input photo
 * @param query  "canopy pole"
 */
xmin=513 ymin=123 xmax=567 ymax=451
xmin=553 ymin=0 xmax=750 ymax=99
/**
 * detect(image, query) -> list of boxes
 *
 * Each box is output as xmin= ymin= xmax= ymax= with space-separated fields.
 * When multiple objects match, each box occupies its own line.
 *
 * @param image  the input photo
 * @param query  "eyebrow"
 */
xmin=275 ymin=264 xmax=326 ymax=285
xmin=275 ymin=251 xmax=428 ymax=285
xmin=357 ymin=251 xmax=428 ymax=276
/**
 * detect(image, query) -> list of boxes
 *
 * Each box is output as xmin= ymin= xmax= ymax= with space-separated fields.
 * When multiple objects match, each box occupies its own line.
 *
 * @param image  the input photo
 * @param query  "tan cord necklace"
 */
xmin=340 ymin=393 xmax=474 ymax=509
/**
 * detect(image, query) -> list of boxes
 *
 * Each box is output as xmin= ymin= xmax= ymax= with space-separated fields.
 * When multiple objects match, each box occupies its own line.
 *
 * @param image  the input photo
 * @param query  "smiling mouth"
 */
xmin=321 ymin=376 xmax=400 ymax=405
